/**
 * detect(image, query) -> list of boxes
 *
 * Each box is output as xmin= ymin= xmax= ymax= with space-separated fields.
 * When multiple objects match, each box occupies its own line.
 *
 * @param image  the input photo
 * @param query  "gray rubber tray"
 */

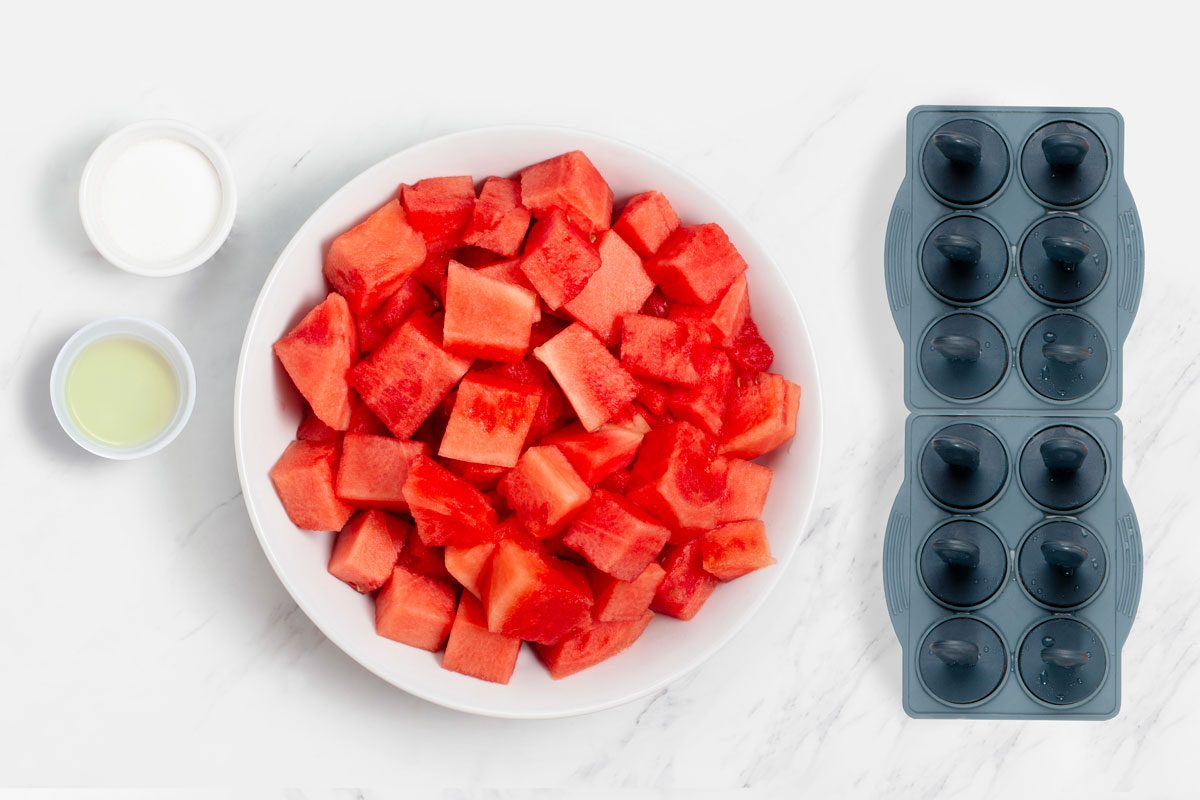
xmin=885 ymin=106 xmax=1143 ymax=413
xmin=883 ymin=415 xmax=1142 ymax=719
xmin=882 ymin=106 xmax=1143 ymax=720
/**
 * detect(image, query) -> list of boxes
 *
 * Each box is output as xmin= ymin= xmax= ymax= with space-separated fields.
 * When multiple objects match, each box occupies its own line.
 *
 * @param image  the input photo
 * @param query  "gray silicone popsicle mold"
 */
xmin=882 ymin=107 xmax=1143 ymax=720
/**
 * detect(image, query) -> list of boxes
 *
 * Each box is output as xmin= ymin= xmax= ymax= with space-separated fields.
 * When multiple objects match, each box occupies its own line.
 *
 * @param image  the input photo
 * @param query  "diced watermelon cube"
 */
xmin=563 ymin=230 xmax=655 ymax=346
xmin=540 ymin=423 xmax=645 ymax=486
xmin=597 ymin=468 xmax=634 ymax=494
xmin=668 ymin=274 xmax=749 ymax=348
xmin=375 ymin=566 xmax=457 ymax=651
xmin=442 ymin=593 xmax=522 ymax=684
xmin=296 ymin=405 xmax=340 ymax=443
xmin=728 ymin=317 xmax=775 ymax=373
xmin=702 ymin=520 xmax=775 ymax=581
xmin=442 ymin=261 xmax=536 ymax=362
xmin=356 ymin=278 xmax=436 ymax=353
xmin=461 ymin=177 xmax=533 ymax=257
xmin=270 ymin=440 xmax=354 ymax=531
xmin=347 ymin=396 xmax=390 ymax=436
xmin=503 ymin=445 xmax=592 ymax=538
xmin=562 ymin=490 xmax=671 ymax=580
xmin=397 ymin=536 xmax=453 ymax=582
xmin=628 ymin=421 xmax=728 ymax=531
xmin=400 ymin=176 xmax=476 ymax=253
xmin=718 ymin=458 xmax=774 ymax=523
xmin=481 ymin=359 xmax=566 ymax=445
xmin=591 ymin=562 xmax=666 ymax=622
xmin=402 ymin=454 xmax=499 ymax=547
xmin=328 ymin=510 xmax=409 ymax=592
xmin=484 ymin=538 xmax=593 ymax=644
xmin=324 ymin=199 xmax=427 ymax=316
xmin=445 ymin=540 xmax=496 ymax=599
xmin=612 ymin=191 xmax=681 ymax=258
xmin=335 ymin=434 xmax=427 ymax=510
xmin=651 ymin=538 xmax=717 ymax=620
xmin=519 ymin=209 xmax=601 ymax=310
xmin=273 ymin=293 xmax=357 ymax=430
xmin=474 ymin=259 xmax=542 ymax=323
xmin=636 ymin=381 xmax=670 ymax=417
xmin=619 ymin=314 xmax=703 ymax=388
xmin=646 ymin=223 xmax=748 ymax=305
xmin=348 ymin=314 xmax=472 ymax=439
xmin=442 ymin=458 xmax=508 ymax=491
xmin=412 ymin=250 xmax=452 ymax=300
xmin=666 ymin=348 xmax=733 ymax=437
xmin=534 ymin=611 xmax=652 ymax=679
xmin=439 ymin=372 xmax=543 ymax=468
xmin=519 ymin=150 xmax=613 ymax=235
xmin=720 ymin=372 xmax=800 ymax=459
xmin=533 ymin=323 xmax=640 ymax=431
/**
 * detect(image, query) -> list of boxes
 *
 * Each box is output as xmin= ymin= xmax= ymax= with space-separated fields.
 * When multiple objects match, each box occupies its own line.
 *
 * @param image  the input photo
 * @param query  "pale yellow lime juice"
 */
xmin=65 ymin=336 xmax=179 ymax=448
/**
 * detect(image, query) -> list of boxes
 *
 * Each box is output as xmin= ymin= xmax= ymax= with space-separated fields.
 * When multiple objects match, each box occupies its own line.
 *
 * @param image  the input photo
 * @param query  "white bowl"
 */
xmin=51 ymin=316 xmax=197 ymax=459
xmin=79 ymin=119 xmax=237 ymax=276
xmin=234 ymin=126 xmax=824 ymax=718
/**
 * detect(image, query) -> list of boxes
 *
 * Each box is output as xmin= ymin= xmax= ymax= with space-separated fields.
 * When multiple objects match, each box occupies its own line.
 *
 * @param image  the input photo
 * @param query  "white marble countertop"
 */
xmin=3 ymin=1 xmax=1197 ymax=793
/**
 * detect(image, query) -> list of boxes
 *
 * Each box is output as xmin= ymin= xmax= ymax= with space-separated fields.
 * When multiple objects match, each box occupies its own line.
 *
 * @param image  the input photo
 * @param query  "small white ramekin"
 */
xmin=79 ymin=119 xmax=237 ymax=277
xmin=50 ymin=317 xmax=197 ymax=460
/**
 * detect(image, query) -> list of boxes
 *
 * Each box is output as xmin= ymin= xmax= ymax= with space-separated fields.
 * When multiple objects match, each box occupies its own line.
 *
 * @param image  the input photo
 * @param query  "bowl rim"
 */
xmin=233 ymin=124 xmax=824 ymax=718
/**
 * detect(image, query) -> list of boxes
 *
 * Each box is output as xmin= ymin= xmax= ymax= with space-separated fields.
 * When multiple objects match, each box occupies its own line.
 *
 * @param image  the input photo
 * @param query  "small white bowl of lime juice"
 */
xmin=50 ymin=317 xmax=196 ymax=459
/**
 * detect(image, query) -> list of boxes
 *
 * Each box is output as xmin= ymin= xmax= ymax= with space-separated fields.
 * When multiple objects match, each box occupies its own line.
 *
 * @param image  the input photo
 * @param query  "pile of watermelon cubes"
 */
xmin=269 ymin=151 xmax=800 ymax=683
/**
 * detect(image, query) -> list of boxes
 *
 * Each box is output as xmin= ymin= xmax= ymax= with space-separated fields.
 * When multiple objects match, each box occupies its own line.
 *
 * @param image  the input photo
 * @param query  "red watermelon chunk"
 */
xmin=652 ymin=538 xmax=717 ymax=620
xmin=484 ymin=538 xmax=593 ymax=644
xmin=324 ymin=199 xmax=427 ymax=316
xmin=412 ymin=250 xmax=452 ymax=301
xmin=400 ymin=176 xmax=476 ymax=253
xmin=720 ymin=372 xmax=800 ymax=459
xmin=636 ymin=380 xmax=670 ymax=417
xmin=646 ymin=223 xmax=748 ymax=306
xmin=728 ymin=317 xmax=775 ymax=373
xmin=562 ymin=489 xmax=671 ymax=580
xmin=619 ymin=314 xmax=702 ymax=387
xmin=598 ymin=468 xmax=634 ymax=494
xmin=347 ymin=314 xmax=472 ymax=439
xmin=335 ymin=434 xmax=427 ymax=511
xmin=612 ymin=191 xmax=681 ymax=258
xmin=702 ymin=520 xmax=775 ymax=581
xmin=563 ymin=230 xmax=655 ymax=346
xmin=534 ymin=323 xmax=640 ymax=431
xmin=666 ymin=348 xmax=734 ymax=437
xmin=475 ymin=258 xmax=542 ymax=322
xmin=273 ymin=293 xmax=357 ymax=430
xmin=439 ymin=372 xmax=543 ymax=468
xmin=503 ymin=445 xmax=592 ymax=538
xmin=461 ymin=177 xmax=532 ymax=257
xmin=328 ymin=510 xmax=409 ymax=592
xmin=398 ymin=537 xmax=452 ymax=582
xmin=591 ymin=562 xmax=666 ymax=622
xmin=347 ymin=396 xmax=390 ymax=436
xmin=270 ymin=440 xmax=354 ymax=531
xmin=669 ymin=274 xmax=750 ymax=348
xmin=402 ymin=453 xmax=498 ymax=547
xmin=356 ymin=278 xmax=436 ymax=353
xmin=442 ymin=593 xmax=522 ymax=684
xmin=534 ymin=611 xmax=652 ymax=679
xmin=519 ymin=209 xmax=601 ymax=310
xmin=540 ymin=423 xmax=645 ymax=486
xmin=480 ymin=359 xmax=566 ymax=445
xmin=519 ymin=150 xmax=613 ymax=235
xmin=629 ymin=421 xmax=728 ymax=531
xmin=443 ymin=261 xmax=536 ymax=363
xmin=445 ymin=540 xmax=497 ymax=599
xmin=296 ymin=406 xmax=340 ymax=443
xmin=718 ymin=458 xmax=774 ymax=523
xmin=375 ymin=566 xmax=457 ymax=651
xmin=442 ymin=458 xmax=508 ymax=491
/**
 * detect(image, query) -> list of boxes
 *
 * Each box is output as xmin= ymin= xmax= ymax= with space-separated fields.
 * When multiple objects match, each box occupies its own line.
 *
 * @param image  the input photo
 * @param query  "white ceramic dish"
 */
xmin=234 ymin=125 xmax=823 ymax=718
xmin=51 ymin=316 xmax=197 ymax=459
xmin=79 ymin=119 xmax=237 ymax=276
